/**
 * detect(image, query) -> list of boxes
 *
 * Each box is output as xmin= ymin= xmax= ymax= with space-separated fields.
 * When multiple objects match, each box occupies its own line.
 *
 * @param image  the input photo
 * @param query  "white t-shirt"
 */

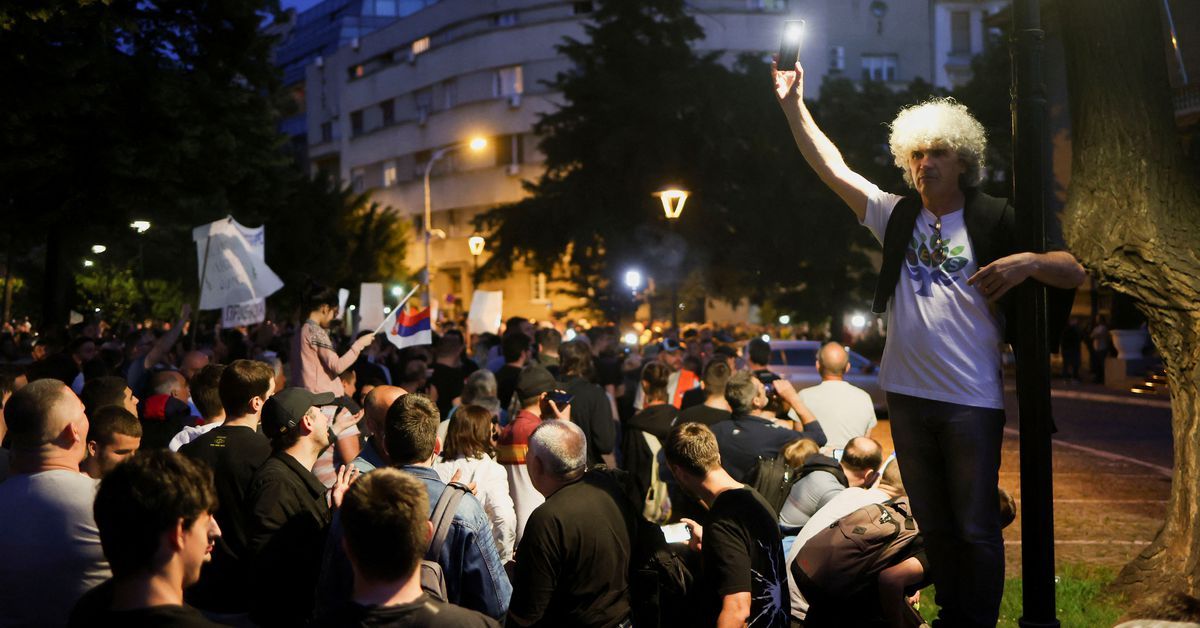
xmin=862 ymin=187 xmax=1005 ymax=409
xmin=0 ymin=470 xmax=112 ymax=627
xmin=785 ymin=486 xmax=890 ymax=619
xmin=168 ymin=421 xmax=221 ymax=451
xmin=433 ymin=455 xmax=517 ymax=563
xmin=797 ymin=380 xmax=877 ymax=450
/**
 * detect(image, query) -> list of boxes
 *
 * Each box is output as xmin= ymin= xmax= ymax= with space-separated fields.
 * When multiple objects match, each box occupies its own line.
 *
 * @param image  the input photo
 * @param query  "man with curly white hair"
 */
xmin=771 ymin=60 xmax=1085 ymax=627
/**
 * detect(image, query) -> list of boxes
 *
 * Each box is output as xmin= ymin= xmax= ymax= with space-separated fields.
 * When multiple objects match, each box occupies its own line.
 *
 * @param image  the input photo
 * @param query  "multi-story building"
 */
xmin=298 ymin=0 xmax=1005 ymax=322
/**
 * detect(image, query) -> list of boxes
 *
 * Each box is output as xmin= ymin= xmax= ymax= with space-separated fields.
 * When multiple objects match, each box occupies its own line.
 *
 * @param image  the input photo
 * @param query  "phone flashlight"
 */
xmin=778 ymin=19 xmax=805 ymax=71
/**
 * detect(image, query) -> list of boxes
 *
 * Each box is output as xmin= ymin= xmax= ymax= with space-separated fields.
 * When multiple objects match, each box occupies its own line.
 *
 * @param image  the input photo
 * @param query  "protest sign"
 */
xmin=221 ymin=300 xmax=266 ymax=327
xmin=358 ymin=283 xmax=385 ymax=332
xmin=192 ymin=217 xmax=282 ymax=311
xmin=467 ymin=290 xmax=503 ymax=335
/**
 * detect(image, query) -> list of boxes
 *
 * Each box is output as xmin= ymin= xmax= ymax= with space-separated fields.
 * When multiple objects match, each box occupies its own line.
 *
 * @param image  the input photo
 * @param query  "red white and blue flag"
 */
xmin=384 ymin=306 xmax=432 ymax=349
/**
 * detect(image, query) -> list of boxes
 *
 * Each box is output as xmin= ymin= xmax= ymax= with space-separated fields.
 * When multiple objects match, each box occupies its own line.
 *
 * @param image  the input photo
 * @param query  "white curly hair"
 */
xmin=888 ymin=97 xmax=987 ymax=189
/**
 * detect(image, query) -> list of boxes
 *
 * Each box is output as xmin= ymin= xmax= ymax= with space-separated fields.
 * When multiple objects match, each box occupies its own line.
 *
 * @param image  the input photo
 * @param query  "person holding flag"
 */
xmin=378 ymin=288 xmax=433 ymax=350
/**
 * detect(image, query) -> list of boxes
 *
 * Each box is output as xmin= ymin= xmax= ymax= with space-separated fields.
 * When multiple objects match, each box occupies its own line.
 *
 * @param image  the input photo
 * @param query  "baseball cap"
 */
xmin=516 ymin=365 xmax=556 ymax=400
xmin=659 ymin=338 xmax=685 ymax=353
xmin=261 ymin=388 xmax=336 ymax=438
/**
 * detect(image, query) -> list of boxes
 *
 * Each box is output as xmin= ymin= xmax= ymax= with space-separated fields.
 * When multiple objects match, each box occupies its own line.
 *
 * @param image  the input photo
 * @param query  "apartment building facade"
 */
xmin=299 ymin=0 xmax=1004 ymax=321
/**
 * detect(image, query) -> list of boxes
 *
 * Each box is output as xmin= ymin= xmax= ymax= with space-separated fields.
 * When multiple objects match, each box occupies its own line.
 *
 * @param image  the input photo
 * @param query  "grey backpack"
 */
xmin=420 ymin=481 xmax=470 ymax=602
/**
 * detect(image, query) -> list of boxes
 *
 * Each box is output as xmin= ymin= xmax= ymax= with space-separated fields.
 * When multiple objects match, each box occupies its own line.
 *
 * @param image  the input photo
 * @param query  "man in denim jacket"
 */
xmin=318 ymin=393 xmax=511 ymax=620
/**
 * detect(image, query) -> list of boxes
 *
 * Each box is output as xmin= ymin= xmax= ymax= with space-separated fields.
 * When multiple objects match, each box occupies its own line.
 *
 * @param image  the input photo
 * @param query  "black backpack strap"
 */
xmin=425 ymin=481 xmax=470 ymax=561
xmin=872 ymin=196 xmax=923 ymax=314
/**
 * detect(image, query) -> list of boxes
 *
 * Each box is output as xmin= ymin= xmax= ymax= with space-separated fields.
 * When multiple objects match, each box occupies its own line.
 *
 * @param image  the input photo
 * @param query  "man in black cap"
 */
xmin=496 ymin=365 xmax=567 ymax=545
xmin=244 ymin=387 xmax=362 ymax=626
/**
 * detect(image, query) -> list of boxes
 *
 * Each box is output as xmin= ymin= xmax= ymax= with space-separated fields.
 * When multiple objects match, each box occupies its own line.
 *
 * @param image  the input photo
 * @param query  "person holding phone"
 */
xmin=772 ymin=55 xmax=1085 ymax=627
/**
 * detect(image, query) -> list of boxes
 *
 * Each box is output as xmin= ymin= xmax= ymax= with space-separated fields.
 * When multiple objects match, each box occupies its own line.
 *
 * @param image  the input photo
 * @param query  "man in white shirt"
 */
xmin=774 ymin=59 xmax=1085 ymax=627
xmin=0 ymin=379 xmax=112 ymax=627
xmin=798 ymin=342 xmax=876 ymax=450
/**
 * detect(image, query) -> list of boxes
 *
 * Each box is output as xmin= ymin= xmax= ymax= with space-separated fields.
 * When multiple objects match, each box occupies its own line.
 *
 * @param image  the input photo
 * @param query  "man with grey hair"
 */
xmin=773 ymin=58 xmax=1085 ymax=626
xmin=508 ymin=419 xmax=636 ymax=627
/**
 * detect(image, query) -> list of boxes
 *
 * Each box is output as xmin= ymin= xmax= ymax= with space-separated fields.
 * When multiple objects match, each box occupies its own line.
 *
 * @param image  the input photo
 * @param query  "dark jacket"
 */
xmin=620 ymin=404 xmax=677 ymax=500
xmin=561 ymin=375 xmax=616 ymax=466
xmin=245 ymin=452 xmax=331 ymax=627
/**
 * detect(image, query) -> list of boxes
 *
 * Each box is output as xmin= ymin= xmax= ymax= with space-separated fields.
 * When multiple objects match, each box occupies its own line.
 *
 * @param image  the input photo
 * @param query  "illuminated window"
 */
xmin=493 ymin=66 xmax=524 ymax=97
xmin=411 ymin=36 xmax=431 ymax=56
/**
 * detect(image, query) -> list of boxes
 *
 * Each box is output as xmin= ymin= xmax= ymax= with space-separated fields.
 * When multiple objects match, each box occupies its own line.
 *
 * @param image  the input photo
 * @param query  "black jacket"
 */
xmin=561 ymin=375 xmax=617 ymax=466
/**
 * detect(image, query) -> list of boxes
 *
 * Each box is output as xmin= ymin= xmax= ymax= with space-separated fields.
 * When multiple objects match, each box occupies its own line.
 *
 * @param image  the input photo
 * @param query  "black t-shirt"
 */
xmin=679 ymin=387 xmax=706 ymax=410
xmin=677 ymin=404 xmax=732 ymax=427
xmin=495 ymin=364 xmax=522 ymax=410
xmin=69 ymin=580 xmax=222 ymax=627
xmin=508 ymin=472 xmax=635 ymax=627
xmin=311 ymin=595 xmax=499 ymax=628
xmin=699 ymin=487 xmax=789 ymax=628
xmin=178 ymin=423 xmax=270 ymax=611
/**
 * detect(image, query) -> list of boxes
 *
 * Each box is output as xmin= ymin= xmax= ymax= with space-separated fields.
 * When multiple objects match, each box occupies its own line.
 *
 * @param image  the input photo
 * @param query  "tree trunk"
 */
xmin=1059 ymin=0 xmax=1200 ymax=618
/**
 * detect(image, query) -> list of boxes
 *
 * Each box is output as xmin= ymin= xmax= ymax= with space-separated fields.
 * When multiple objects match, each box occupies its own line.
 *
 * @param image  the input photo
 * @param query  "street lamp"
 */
xmin=91 ymin=244 xmax=107 ymax=255
xmin=653 ymin=187 xmax=689 ymax=328
xmin=624 ymin=269 xmax=642 ymax=292
xmin=83 ymin=259 xmax=94 ymax=268
xmin=423 ymin=136 xmax=488 ymax=307
xmin=468 ymin=235 xmax=485 ymax=284
xmin=130 ymin=220 xmax=151 ymax=234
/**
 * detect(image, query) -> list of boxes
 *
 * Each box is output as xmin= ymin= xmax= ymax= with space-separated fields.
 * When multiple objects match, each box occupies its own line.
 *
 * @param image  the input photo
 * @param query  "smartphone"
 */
xmin=547 ymin=390 xmax=574 ymax=406
xmin=833 ymin=448 xmax=845 ymax=461
xmin=777 ymin=19 xmax=805 ymax=71
xmin=661 ymin=522 xmax=691 ymax=545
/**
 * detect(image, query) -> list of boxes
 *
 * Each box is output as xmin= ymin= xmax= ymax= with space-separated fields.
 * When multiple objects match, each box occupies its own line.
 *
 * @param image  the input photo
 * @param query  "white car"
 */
xmin=766 ymin=340 xmax=887 ymax=416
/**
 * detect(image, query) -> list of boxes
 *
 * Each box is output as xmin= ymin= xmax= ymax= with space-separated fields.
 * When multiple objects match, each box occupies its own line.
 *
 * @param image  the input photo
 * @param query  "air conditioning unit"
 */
xmin=417 ymin=106 xmax=429 ymax=126
xmin=505 ymin=163 xmax=520 ymax=176
xmin=351 ymin=37 xmax=360 ymax=51
xmin=507 ymin=93 xmax=522 ymax=108
xmin=314 ymin=55 xmax=324 ymax=68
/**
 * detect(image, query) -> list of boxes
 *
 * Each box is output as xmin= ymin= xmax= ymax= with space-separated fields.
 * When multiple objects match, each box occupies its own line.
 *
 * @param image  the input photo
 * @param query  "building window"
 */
xmin=494 ymin=11 xmax=518 ymax=26
xmin=531 ymin=272 xmax=549 ymax=303
xmin=383 ymin=160 xmax=398 ymax=187
xmin=950 ymin=11 xmax=971 ymax=54
xmin=861 ymin=54 xmax=897 ymax=82
xmin=350 ymin=110 xmax=364 ymax=137
xmin=350 ymin=64 xmax=364 ymax=79
xmin=495 ymin=133 xmax=524 ymax=166
xmin=573 ymin=1 xmax=593 ymax=14
xmin=411 ymin=36 xmax=431 ymax=56
xmin=351 ymin=168 xmax=365 ymax=193
xmin=381 ymin=99 xmax=395 ymax=127
xmin=367 ymin=0 xmax=398 ymax=16
xmin=493 ymin=65 xmax=524 ymax=97
xmin=829 ymin=46 xmax=845 ymax=72
xmin=320 ymin=121 xmax=333 ymax=143
xmin=414 ymin=87 xmax=433 ymax=122
xmin=441 ymin=79 xmax=458 ymax=109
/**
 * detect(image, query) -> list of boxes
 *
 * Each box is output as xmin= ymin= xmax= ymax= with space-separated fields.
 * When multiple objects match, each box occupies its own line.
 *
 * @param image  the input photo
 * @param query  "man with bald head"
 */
xmin=350 ymin=384 xmax=406 ymax=473
xmin=0 ymin=379 xmax=112 ymax=627
xmin=508 ymin=419 xmax=636 ymax=627
xmin=798 ymin=342 xmax=877 ymax=451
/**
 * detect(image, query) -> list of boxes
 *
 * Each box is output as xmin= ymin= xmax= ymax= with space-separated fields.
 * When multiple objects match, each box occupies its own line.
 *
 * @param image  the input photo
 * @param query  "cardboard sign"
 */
xmin=467 ymin=290 xmax=503 ymax=335
xmin=358 ymin=283 xmax=385 ymax=333
xmin=221 ymin=300 xmax=266 ymax=327
xmin=192 ymin=218 xmax=283 ymax=311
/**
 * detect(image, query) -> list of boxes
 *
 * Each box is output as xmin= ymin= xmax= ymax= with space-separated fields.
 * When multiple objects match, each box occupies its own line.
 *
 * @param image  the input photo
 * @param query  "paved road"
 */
xmin=1003 ymin=381 xmax=1174 ymax=471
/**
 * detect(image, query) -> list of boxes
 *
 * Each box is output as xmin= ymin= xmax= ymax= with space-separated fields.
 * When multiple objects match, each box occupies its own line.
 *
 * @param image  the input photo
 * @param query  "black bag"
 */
xmin=420 ymin=481 xmax=470 ymax=602
xmin=792 ymin=497 xmax=919 ymax=603
xmin=629 ymin=517 xmax=694 ymax=628
xmin=745 ymin=453 xmax=801 ymax=518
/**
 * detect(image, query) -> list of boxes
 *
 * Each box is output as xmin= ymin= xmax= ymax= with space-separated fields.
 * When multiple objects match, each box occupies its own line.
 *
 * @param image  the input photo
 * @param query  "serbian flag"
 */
xmin=385 ymin=306 xmax=432 ymax=349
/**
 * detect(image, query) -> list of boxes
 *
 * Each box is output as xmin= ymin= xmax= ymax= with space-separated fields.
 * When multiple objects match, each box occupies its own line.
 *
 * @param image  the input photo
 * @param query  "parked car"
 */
xmin=766 ymin=340 xmax=886 ymax=416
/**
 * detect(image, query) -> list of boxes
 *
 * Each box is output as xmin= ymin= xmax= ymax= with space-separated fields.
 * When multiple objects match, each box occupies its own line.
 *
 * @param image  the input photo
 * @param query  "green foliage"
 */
xmin=918 ymin=565 xmax=1124 ymax=627
xmin=143 ymin=278 xmax=185 ymax=322
xmin=75 ymin=265 xmax=139 ymax=322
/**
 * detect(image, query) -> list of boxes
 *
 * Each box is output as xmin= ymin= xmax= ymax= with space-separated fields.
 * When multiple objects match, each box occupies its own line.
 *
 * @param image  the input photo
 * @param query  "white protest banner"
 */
xmin=192 ymin=217 xmax=283 ymax=310
xmin=358 ymin=283 xmax=385 ymax=332
xmin=337 ymin=288 xmax=350 ymax=319
xmin=467 ymin=290 xmax=503 ymax=335
xmin=221 ymin=300 xmax=266 ymax=327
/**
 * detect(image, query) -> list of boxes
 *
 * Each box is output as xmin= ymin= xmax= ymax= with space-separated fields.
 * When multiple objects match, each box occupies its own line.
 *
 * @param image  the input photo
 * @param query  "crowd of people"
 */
xmin=0 ymin=57 xmax=1089 ymax=628
xmin=0 ymin=293 xmax=933 ymax=627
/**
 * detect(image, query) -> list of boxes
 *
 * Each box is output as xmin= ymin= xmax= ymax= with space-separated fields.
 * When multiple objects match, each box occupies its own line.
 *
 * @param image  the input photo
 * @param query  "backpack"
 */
xmin=745 ymin=453 xmax=800 ymax=518
xmin=641 ymin=432 xmax=672 ymax=524
xmin=791 ymin=497 xmax=919 ymax=603
xmin=420 ymin=481 xmax=471 ymax=602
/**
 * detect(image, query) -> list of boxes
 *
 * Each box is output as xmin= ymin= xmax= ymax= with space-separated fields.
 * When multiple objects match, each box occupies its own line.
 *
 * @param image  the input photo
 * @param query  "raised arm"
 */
xmin=773 ymin=60 xmax=876 ymax=222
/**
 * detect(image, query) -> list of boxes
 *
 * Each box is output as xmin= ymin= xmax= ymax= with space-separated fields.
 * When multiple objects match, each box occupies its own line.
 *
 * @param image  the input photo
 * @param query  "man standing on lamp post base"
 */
xmin=772 ymin=60 xmax=1085 ymax=627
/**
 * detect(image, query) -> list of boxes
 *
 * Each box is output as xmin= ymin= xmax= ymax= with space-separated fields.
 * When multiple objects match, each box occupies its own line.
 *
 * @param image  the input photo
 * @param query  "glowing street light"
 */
xmin=391 ymin=285 xmax=403 ymax=298
xmin=654 ymin=188 xmax=689 ymax=220
xmin=850 ymin=313 xmax=868 ymax=330
xmin=622 ymin=332 xmax=639 ymax=346
xmin=778 ymin=314 xmax=791 ymax=325
xmin=130 ymin=220 xmax=151 ymax=233
xmin=423 ymin=136 xmax=489 ymax=306
xmin=624 ymin=269 xmax=643 ymax=291
xmin=468 ymin=235 xmax=486 ymax=256
xmin=91 ymin=244 xmax=107 ymax=255
xmin=83 ymin=259 xmax=94 ymax=268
